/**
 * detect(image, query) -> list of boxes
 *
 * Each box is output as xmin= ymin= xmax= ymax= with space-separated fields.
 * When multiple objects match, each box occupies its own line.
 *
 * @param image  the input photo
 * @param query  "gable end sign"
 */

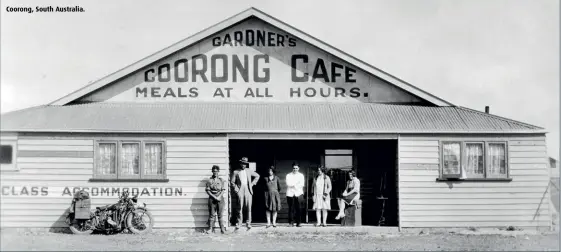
xmin=145 ymin=30 xmax=357 ymax=84
xmin=85 ymin=19 xmax=420 ymax=103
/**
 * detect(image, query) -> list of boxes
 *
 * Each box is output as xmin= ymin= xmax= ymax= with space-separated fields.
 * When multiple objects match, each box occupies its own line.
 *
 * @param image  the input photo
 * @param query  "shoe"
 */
xmin=314 ymin=223 xmax=320 ymax=227
xmin=321 ymin=224 xmax=327 ymax=227
xmin=273 ymin=224 xmax=277 ymax=228
xmin=296 ymin=224 xmax=302 ymax=227
xmin=234 ymin=226 xmax=240 ymax=232
xmin=266 ymin=224 xmax=271 ymax=228
xmin=219 ymin=221 xmax=226 ymax=234
xmin=246 ymin=224 xmax=252 ymax=230
xmin=206 ymin=219 xmax=215 ymax=234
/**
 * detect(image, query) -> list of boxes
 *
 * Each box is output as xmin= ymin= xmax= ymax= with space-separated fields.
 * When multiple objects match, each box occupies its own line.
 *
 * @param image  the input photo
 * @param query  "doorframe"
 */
xmin=226 ymin=137 xmax=401 ymax=227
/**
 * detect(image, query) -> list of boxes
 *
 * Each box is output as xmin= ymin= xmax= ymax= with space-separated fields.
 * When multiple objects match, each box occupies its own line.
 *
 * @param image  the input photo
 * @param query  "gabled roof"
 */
xmin=0 ymin=103 xmax=545 ymax=133
xmin=48 ymin=7 xmax=453 ymax=107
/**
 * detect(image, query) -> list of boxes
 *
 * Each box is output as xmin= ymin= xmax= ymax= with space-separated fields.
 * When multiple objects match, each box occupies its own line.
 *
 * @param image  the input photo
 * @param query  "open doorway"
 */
xmin=228 ymin=139 xmax=398 ymax=226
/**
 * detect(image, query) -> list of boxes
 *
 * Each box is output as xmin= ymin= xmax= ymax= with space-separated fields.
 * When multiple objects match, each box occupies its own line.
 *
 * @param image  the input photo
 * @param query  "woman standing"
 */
xmin=264 ymin=166 xmax=282 ymax=228
xmin=312 ymin=166 xmax=332 ymax=227
xmin=335 ymin=170 xmax=360 ymax=220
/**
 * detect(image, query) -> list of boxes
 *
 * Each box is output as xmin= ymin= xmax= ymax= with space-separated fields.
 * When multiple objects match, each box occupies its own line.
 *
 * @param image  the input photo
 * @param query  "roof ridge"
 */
xmin=456 ymin=106 xmax=544 ymax=130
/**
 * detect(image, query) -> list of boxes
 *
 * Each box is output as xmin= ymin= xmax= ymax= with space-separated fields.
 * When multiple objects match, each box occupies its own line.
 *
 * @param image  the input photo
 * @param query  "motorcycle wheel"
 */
xmin=68 ymin=219 xmax=94 ymax=235
xmin=126 ymin=209 xmax=154 ymax=234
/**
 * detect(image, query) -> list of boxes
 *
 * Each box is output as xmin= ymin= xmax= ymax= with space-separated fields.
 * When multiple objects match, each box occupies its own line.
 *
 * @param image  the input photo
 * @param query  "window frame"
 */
xmin=440 ymin=141 xmax=462 ymax=178
xmin=463 ymin=141 xmax=486 ymax=179
xmin=93 ymin=139 xmax=167 ymax=181
xmin=321 ymin=149 xmax=354 ymax=170
xmin=486 ymin=142 xmax=509 ymax=179
xmin=142 ymin=141 xmax=166 ymax=179
xmin=93 ymin=141 xmax=118 ymax=180
xmin=0 ymin=140 xmax=18 ymax=171
xmin=118 ymin=140 xmax=142 ymax=180
xmin=438 ymin=140 xmax=510 ymax=181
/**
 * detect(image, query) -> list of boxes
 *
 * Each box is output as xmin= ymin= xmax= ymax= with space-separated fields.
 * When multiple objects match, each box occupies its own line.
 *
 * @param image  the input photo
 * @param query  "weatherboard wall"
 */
xmin=1 ymin=133 xmax=552 ymax=229
xmin=398 ymin=134 xmax=551 ymax=230
xmin=0 ymin=133 xmax=229 ymax=228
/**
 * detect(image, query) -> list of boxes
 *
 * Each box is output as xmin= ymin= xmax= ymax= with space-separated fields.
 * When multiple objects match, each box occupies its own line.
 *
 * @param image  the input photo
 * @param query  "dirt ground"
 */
xmin=1 ymin=227 xmax=559 ymax=251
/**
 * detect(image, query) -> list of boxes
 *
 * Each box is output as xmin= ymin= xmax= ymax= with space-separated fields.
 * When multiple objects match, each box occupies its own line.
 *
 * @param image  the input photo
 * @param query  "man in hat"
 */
xmin=230 ymin=157 xmax=260 ymax=230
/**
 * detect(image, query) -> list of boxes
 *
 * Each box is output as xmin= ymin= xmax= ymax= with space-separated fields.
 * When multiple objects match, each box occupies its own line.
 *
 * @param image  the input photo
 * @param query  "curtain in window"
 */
xmin=144 ymin=143 xmax=163 ymax=175
xmin=97 ymin=143 xmax=116 ymax=175
xmin=121 ymin=143 xmax=139 ymax=175
xmin=488 ymin=144 xmax=506 ymax=176
xmin=443 ymin=143 xmax=461 ymax=175
xmin=465 ymin=143 xmax=484 ymax=176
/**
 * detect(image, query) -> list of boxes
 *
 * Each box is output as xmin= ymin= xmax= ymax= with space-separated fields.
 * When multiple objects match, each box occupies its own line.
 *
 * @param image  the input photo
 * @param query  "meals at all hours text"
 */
xmin=135 ymin=87 xmax=365 ymax=98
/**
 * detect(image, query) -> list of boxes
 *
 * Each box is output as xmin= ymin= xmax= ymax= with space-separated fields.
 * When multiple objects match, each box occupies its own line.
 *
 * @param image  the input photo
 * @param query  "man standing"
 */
xmin=205 ymin=165 xmax=226 ymax=234
xmin=285 ymin=162 xmax=305 ymax=227
xmin=230 ymin=157 xmax=260 ymax=230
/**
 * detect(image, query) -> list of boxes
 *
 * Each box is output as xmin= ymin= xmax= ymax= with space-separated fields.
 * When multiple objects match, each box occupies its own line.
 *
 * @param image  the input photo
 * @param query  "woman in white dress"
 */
xmin=312 ymin=166 xmax=332 ymax=227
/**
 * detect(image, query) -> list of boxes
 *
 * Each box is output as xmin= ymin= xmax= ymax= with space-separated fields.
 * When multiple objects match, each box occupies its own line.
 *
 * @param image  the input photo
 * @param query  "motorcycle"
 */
xmin=65 ymin=190 xmax=154 ymax=235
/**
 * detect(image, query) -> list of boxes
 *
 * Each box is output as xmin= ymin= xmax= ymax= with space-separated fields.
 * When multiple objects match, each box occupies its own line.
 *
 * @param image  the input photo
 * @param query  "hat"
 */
xmin=239 ymin=157 xmax=249 ymax=164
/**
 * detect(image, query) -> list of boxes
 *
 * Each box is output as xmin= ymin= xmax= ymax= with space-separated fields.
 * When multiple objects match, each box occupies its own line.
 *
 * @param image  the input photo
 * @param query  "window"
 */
xmin=0 ymin=145 xmax=13 ymax=164
xmin=439 ymin=141 xmax=508 ymax=180
xmin=143 ymin=142 xmax=164 ymax=178
xmin=94 ymin=140 xmax=166 ymax=180
xmin=442 ymin=142 xmax=461 ymax=178
xmin=0 ymin=141 xmax=17 ymax=171
xmin=487 ymin=143 xmax=507 ymax=178
xmin=323 ymin=149 xmax=353 ymax=170
xmin=465 ymin=142 xmax=484 ymax=178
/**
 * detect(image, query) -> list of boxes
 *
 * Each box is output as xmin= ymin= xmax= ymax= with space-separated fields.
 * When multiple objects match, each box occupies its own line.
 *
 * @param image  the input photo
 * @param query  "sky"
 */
xmin=1 ymin=0 xmax=559 ymax=159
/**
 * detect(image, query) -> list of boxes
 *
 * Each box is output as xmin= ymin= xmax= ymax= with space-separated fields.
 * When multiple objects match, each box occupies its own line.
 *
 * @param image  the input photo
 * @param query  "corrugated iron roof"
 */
xmin=0 ymin=103 xmax=545 ymax=133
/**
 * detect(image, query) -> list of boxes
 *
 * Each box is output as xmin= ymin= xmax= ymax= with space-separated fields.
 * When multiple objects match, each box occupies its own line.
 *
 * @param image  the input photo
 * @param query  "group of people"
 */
xmin=204 ymin=157 xmax=361 ymax=234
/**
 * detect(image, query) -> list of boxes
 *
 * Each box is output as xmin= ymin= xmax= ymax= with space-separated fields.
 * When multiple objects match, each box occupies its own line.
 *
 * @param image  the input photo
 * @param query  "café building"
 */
xmin=0 ymin=8 xmax=552 ymax=230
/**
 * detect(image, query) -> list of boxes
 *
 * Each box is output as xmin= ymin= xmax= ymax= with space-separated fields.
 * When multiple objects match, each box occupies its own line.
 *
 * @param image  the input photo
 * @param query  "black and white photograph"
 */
xmin=0 ymin=0 xmax=559 ymax=251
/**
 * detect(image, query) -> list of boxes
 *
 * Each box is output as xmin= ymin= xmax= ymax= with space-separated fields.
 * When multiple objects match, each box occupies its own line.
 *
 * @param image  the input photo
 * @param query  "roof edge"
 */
xmin=457 ymin=106 xmax=545 ymax=130
xmin=0 ymin=129 xmax=548 ymax=134
xmin=48 ymin=7 xmax=259 ymax=106
xmin=249 ymin=8 xmax=454 ymax=107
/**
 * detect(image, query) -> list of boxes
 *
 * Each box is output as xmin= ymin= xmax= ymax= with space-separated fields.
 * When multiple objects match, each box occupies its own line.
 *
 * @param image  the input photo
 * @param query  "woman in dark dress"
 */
xmin=335 ymin=170 xmax=361 ymax=220
xmin=264 ymin=166 xmax=282 ymax=228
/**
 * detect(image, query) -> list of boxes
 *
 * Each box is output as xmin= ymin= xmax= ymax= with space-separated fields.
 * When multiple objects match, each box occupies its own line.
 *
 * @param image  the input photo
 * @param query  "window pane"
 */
xmin=0 ymin=145 xmax=13 ymax=164
xmin=97 ymin=143 xmax=116 ymax=175
xmin=443 ymin=142 xmax=461 ymax=175
xmin=325 ymin=149 xmax=353 ymax=155
xmin=325 ymin=155 xmax=352 ymax=169
xmin=144 ymin=143 xmax=163 ymax=175
xmin=465 ymin=143 xmax=484 ymax=177
xmin=121 ymin=143 xmax=140 ymax=175
xmin=488 ymin=143 xmax=507 ymax=177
